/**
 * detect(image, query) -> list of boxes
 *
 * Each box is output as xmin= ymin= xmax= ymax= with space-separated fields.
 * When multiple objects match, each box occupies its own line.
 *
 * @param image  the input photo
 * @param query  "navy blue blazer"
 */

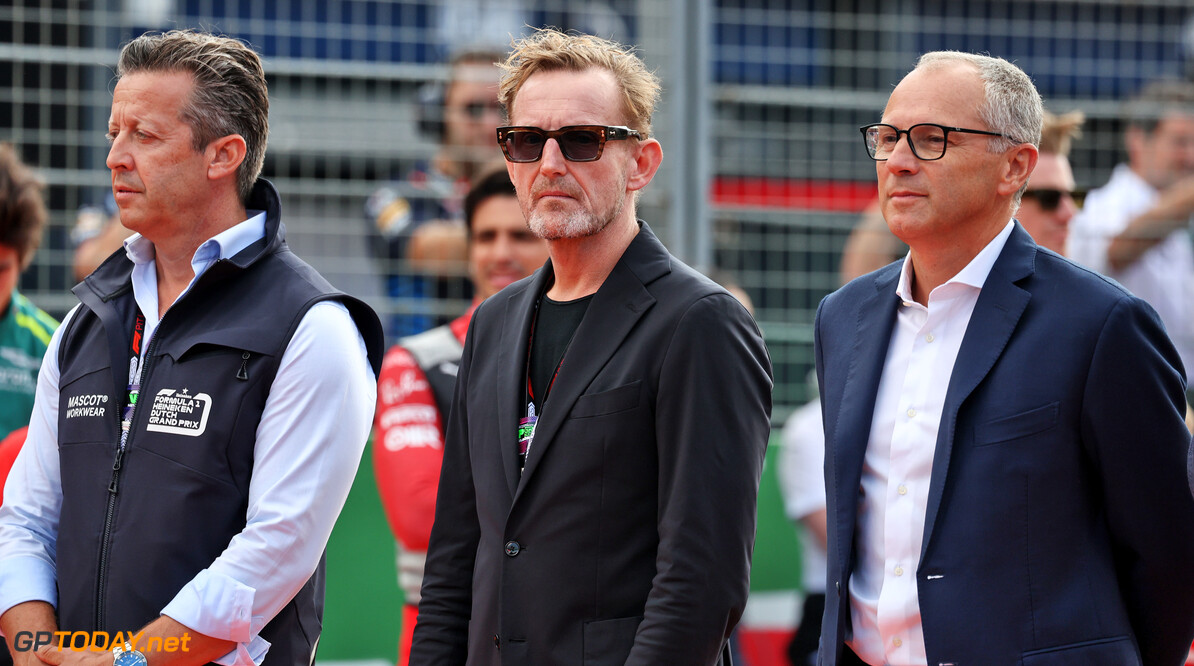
xmin=815 ymin=223 xmax=1194 ymax=665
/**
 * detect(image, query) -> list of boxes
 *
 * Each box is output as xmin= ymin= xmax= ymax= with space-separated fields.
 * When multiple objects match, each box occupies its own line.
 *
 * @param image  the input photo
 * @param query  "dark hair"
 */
xmin=463 ymin=166 xmax=517 ymax=234
xmin=0 ymin=143 xmax=47 ymax=269
xmin=116 ymin=30 xmax=269 ymax=203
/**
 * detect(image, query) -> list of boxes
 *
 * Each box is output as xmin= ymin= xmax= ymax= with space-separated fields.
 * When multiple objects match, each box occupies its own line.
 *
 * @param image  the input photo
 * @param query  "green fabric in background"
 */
xmin=318 ymin=433 xmax=801 ymax=663
xmin=751 ymin=435 xmax=802 ymax=593
xmin=320 ymin=442 xmax=402 ymax=662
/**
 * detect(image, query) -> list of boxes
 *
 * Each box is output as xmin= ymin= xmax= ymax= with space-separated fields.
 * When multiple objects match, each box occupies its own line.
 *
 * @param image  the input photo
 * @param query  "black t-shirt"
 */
xmin=527 ymin=293 xmax=592 ymax=413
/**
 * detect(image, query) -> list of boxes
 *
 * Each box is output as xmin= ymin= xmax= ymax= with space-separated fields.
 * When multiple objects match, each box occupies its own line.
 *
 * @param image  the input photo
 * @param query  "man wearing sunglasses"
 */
xmin=411 ymin=28 xmax=773 ymax=666
xmin=366 ymin=49 xmax=507 ymax=339
xmin=1069 ymin=81 xmax=1194 ymax=382
xmin=818 ymin=52 xmax=1194 ymax=666
xmin=1016 ymin=110 xmax=1085 ymax=256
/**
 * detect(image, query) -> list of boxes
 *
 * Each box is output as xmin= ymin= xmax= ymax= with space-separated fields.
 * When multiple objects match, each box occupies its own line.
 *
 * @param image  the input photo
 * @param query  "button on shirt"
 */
xmin=0 ymin=212 xmax=377 ymax=666
xmin=848 ymin=221 xmax=1015 ymax=666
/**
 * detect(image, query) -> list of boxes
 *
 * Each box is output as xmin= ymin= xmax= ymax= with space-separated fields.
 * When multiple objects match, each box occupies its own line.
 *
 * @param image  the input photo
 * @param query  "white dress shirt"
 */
xmin=0 ymin=211 xmax=377 ymax=666
xmin=1067 ymin=164 xmax=1194 ymax=378
xmin=848 ymin=221 xmax=1014 ymax=666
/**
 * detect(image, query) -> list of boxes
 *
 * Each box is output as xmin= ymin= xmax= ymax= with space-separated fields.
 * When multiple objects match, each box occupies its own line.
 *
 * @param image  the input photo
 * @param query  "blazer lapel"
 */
xmin=513 ymin=225 xmax=666 ymax=502
xmin=496 ymin=265 xmax=553 ymax=498
xmin=919 ymin=224 xmax=1035 ymax=561
xmin=829 ymin=265 xmax=901 ymax=574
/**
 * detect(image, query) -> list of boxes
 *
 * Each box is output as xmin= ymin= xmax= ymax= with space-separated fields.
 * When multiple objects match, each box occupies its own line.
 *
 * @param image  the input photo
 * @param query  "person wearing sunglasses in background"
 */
xmin=1015 ymin=110 xmax=1085 ymax=256
xmin=818 ymin=52 xmax=1194 ymax=665
xmin=411 ymin=28 xmax=773 ymax=666
xmin=1069 ymin=80 xmax=1194 ymax=382
xmin=366 ymin=49 xmax=507 ymax=339
xmin=371 ymin=166 xmax=548 ymax=666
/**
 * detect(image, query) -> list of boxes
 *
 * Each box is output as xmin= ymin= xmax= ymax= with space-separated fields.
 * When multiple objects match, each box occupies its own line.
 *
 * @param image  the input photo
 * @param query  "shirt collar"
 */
xmin=895 ymin=219 xmax=1016 ymax=302
xmin=123 ymin=210 xmax=267 ymax=270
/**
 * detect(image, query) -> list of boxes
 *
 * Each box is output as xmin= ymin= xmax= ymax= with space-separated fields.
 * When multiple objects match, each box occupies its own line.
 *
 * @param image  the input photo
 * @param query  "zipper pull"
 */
xmin=237 ymin=352 xmax=250 ymax=381
xmin=108 ymin=448 xmax=125 ymax=493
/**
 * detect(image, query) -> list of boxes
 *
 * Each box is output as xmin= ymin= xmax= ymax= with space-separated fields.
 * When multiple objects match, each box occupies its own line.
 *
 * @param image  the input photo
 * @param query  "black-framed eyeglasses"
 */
xmin=1022 ymin=188 xmax=1085 ymax=211
xmin=496 ymin=125 xmax=642 ymax=163
xmin=860 ymin=123 xmax=1015 ymax=161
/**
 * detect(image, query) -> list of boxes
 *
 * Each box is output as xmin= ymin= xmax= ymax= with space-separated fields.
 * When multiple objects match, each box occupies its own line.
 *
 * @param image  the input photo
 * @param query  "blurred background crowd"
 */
xmin=3 ymin=1 xmax=1194 ymax=665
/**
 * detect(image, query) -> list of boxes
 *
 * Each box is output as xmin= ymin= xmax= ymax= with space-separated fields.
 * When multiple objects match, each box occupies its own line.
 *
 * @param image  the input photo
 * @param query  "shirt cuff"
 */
xmin=0 ymin=555 xmax=58 ymax=634
xmin=160 ymin=569 xmax=270 ymax=666
xmin=211 ymin=636 xmax=271 ymax=666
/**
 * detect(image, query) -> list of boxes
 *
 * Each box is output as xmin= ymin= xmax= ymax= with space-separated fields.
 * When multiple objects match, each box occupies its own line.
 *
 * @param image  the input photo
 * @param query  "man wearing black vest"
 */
xmin=0 ymin=30 xmax=383 ymax=666
xmin=411 ymin=29 xmax=773 ymax=665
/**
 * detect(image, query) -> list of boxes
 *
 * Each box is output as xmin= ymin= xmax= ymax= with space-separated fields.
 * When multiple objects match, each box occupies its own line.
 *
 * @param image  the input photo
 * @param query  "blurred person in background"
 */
xmin=70 ymin=195 xmax=132 ymax=282
xmin=840 ymin=201 xmax=907 ymax=282
xmin=1068 ymin=80 xmax=1194 ymax=378
xmin=1016 ymin=110 xmax=1084 ymax=255
xmin=0 ymin=144 xmax=57 ymax=442
xmin=780 ymin=210 xmax=903 ymax=666
xmin=373 ymin=166 xmax=548 ymax=666
xmin=366 ymin=49 xmax=506 ymax=339
xmin=0 ymin=142 xmax=57 ymax=666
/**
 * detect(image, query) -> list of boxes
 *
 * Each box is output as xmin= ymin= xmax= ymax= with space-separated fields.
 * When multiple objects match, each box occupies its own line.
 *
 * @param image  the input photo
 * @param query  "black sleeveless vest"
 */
xmin=53 ymin=180 xmax=383 ymax=665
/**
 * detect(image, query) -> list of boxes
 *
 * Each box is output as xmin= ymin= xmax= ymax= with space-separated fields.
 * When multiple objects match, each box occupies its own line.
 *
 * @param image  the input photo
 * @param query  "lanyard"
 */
xmin=524 ymin=298 xmax=566 ymax=406
xmin=119 ymin=310 xmax=146 ymax=451
xmin=518 ymin=298 xmax=566 ymax=471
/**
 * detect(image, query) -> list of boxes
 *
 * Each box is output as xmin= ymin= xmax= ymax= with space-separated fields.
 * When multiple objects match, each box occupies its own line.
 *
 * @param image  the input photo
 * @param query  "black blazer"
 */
xmin=815 ymin=224 xmax=1194 ymax=665
xmin=411 ymin=223 xmax=773 ymax=666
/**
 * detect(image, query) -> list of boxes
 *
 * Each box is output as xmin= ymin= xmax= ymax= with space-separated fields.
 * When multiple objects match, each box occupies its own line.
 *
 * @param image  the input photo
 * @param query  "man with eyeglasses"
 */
xmin=1069 ymin=80 xmax=1194 ymax=381
xmin=411 ymin=28 xmax=772 ymax=666
xmin=817 ymin=52 xmax=1194 ymax=666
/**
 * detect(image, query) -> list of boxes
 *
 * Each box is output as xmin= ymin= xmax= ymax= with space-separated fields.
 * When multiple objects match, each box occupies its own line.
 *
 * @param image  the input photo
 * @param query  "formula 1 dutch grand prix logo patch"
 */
xmin=145 ymin=388 xmax=211 ymax=437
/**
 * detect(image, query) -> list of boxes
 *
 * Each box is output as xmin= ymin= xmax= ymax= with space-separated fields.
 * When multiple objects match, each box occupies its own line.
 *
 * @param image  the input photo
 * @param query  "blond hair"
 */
xmin=1039 ymin=110 xmax=1084 ymax=156
xmin=498 ymin=28 xmax=660 ymax=137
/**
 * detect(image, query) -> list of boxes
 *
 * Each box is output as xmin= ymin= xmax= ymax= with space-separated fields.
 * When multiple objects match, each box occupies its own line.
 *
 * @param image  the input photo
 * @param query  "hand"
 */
xmin=1153 ymin=174 xmax=1194 ymax=224
xmin=35 ymin=645 xmax=111 ymax=666
xmin=408 ymin=220 xmax=468 ymax=277
xmin=1 ymin=601 xmax=59 ymax=666
xmin=1108 ymin=173 xmax=1194 ymax=271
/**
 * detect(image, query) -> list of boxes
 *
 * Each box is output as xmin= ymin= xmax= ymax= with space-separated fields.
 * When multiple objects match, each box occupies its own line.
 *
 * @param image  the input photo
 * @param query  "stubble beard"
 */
xmin=526 ymin=185 xmax=626 ymax=241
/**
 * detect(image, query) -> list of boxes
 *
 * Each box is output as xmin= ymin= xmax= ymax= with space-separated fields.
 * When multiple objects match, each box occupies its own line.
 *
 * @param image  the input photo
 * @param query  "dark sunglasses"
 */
xmin=1022 ymin=188 xmax=1085 ymax=211
xmin=496 ymin=125 xmax=642 ymax=163
xmin=460 ymin=100 xmax=502 ymax=120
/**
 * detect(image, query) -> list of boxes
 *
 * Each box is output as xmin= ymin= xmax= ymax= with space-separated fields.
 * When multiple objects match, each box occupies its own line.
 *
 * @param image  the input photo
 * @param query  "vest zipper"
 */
xmin=95 ymin=315 xmax=165 ymax=630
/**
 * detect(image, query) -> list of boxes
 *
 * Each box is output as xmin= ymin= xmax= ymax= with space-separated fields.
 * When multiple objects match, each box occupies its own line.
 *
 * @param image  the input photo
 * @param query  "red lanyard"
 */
xmin=524 ymin=299 xmax=566 ymax=404
xmin=119 ymin=311 xmax=146 ymax=447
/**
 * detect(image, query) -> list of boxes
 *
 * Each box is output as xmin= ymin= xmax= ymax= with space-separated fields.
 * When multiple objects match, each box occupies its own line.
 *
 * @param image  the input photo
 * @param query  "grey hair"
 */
xmin=915 ymin=51 xmax=1043 ymax=207
xmin=116 ymin=30 xmax=269 ymax=203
